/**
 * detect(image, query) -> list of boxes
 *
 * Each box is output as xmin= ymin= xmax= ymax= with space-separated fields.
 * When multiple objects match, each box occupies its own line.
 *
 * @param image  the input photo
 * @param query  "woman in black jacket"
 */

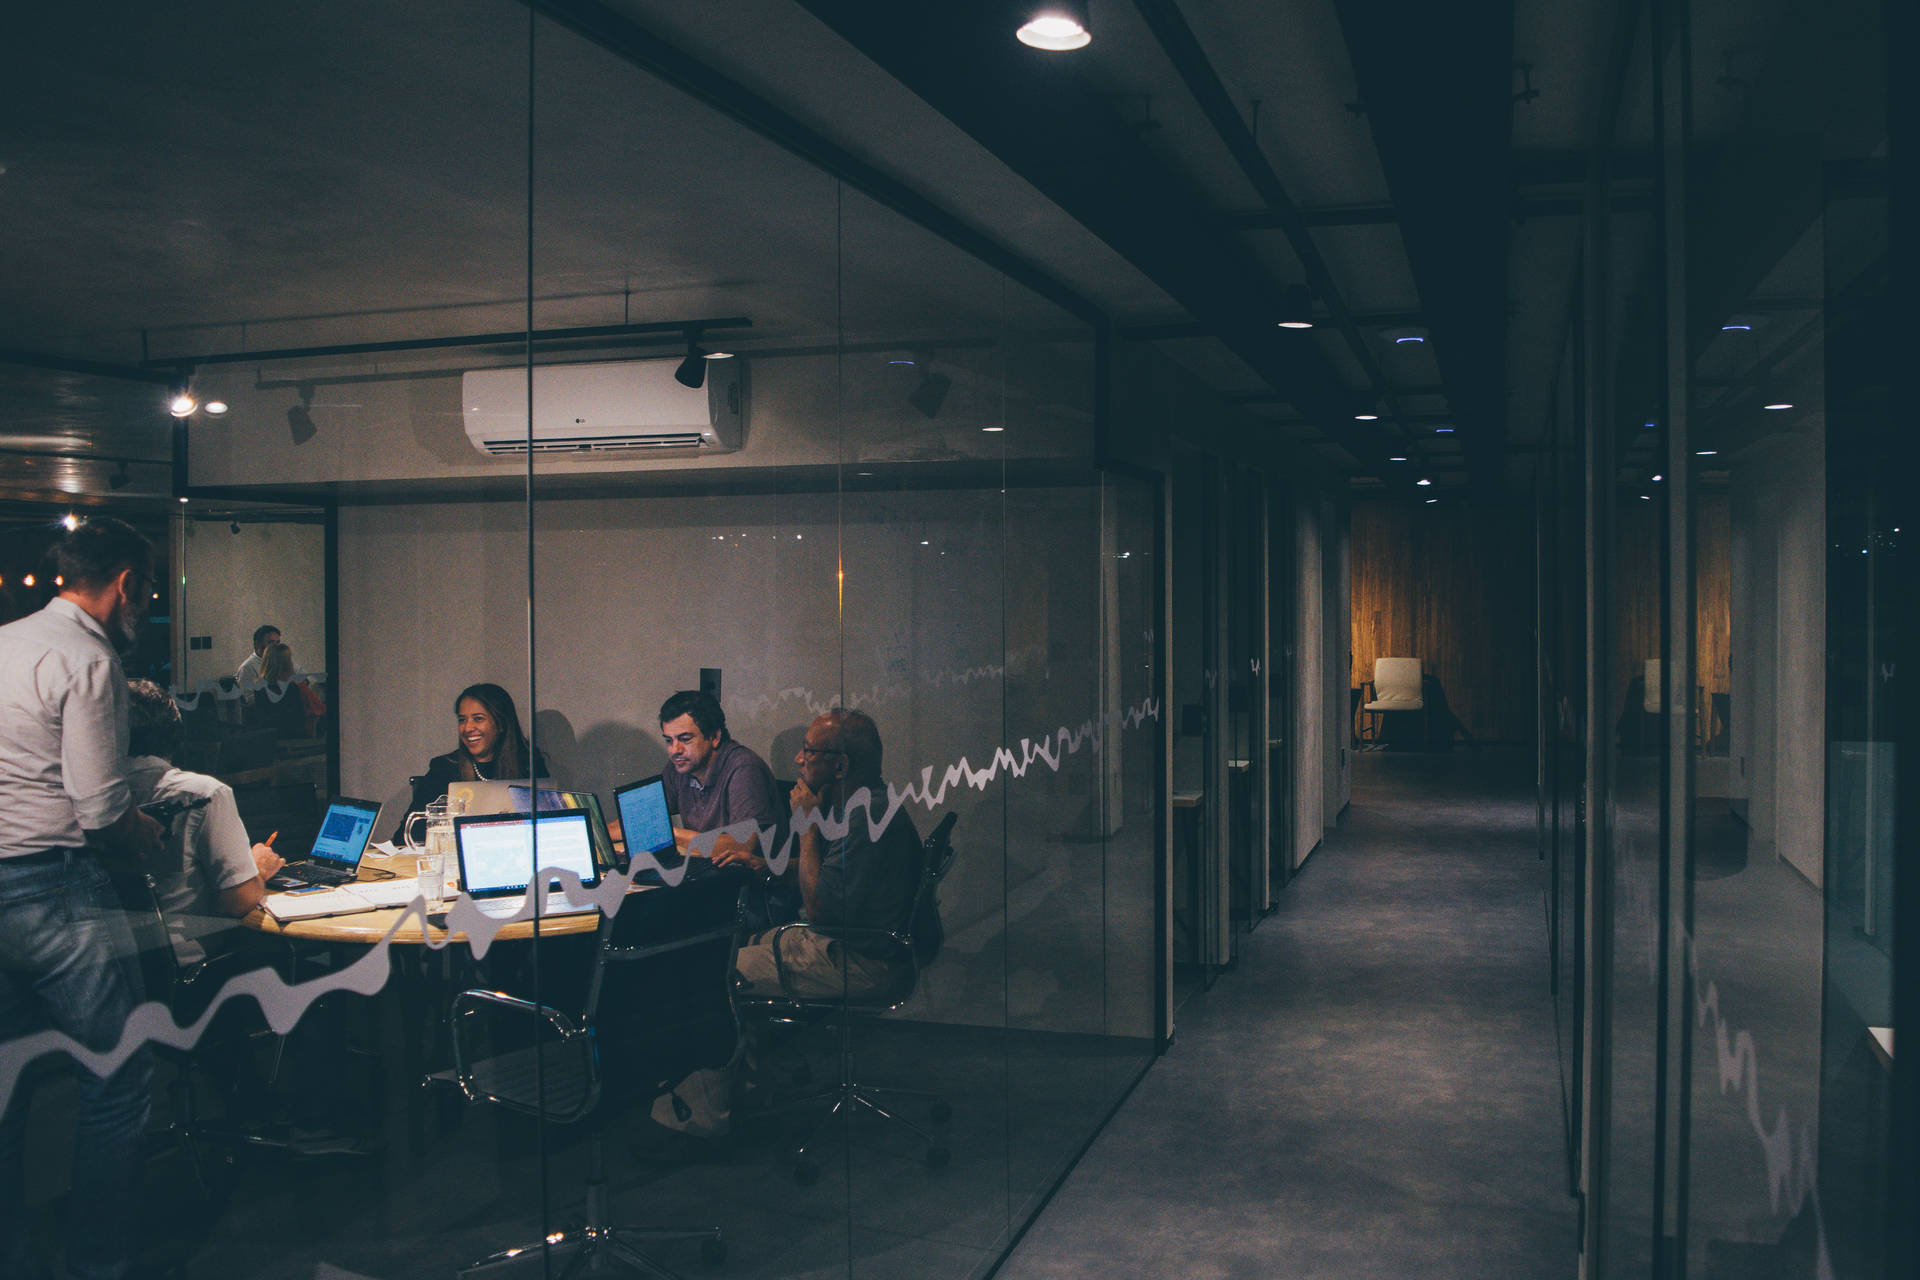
xmin=392 ymin=682 xmax=548 ymax=842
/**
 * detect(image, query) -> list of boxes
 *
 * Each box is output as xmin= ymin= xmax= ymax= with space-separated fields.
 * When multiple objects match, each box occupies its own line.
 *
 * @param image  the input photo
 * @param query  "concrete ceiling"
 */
xmin=1 ymin=0 xmax=1636 ymax=505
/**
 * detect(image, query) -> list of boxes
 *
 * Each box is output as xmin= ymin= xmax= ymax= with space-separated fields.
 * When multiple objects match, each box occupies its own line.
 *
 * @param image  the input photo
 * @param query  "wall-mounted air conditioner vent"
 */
xmin=462 ymin=359 xmax=745 ymax=457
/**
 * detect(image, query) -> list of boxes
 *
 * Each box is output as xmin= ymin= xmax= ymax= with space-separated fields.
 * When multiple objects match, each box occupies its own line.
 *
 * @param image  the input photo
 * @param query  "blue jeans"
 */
xmin=0 ymin=851 xmax=152 ymax=1280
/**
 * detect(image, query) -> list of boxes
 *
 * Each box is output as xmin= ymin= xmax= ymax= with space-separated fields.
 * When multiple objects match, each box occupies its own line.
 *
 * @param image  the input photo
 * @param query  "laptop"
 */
xmin=507 ymin=785 xmax=621 ymax=872
xmin=267 ymin=795 xmax=382 ymax=889
xmin=444 ymin=778 xmax=532 ymax=816
xmin=454 ymin=809 xmax=603 ymax=919
xmin=612 ymin=774 xmax=715 ymax=884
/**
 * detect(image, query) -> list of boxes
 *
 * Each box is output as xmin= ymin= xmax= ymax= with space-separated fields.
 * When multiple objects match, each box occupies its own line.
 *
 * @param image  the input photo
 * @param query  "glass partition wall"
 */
xmin=0 ymin=4 xmax=1158 ymax=1278
xmin=1560 ymin=0 xmax=1905 ymax=1276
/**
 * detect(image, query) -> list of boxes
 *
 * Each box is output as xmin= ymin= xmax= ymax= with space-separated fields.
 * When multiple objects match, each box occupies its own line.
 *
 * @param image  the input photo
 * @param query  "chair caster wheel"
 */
xmin=926 ymin=1145 xmax=950 ymax=1169
xmin=702 ymin=1236 xmax=727 ymax=1265
xmin=930 ymin=1100 xmax=952 ymax=1123
xmin=794 ymin=1158 xmax=820 ymax=1185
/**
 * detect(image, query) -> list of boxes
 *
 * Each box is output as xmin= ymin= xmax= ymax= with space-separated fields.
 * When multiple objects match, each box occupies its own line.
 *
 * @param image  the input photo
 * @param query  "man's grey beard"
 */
xmin=112 ymin=602 xmax=141 ymax=655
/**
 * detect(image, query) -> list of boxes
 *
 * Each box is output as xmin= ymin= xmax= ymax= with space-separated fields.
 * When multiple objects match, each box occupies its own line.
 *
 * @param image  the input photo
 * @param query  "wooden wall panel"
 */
xmin=1350 ymin=499 xmax=1537 ymax=744
xmin=1695 ymin=492 xmax=1731 ymax=697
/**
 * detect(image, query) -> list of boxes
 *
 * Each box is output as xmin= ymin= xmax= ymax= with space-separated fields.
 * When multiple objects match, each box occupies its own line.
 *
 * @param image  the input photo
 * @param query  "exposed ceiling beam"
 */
xmin=1334 ymin=0 xmax=1514 ymax=496
xmin=1128 ymin=0 xmax=1429 ymax=473
xmin=525 ymin=0 xmax=1104 ymax=328
xmin=789 ymin=0 xmax=1411 ymax=480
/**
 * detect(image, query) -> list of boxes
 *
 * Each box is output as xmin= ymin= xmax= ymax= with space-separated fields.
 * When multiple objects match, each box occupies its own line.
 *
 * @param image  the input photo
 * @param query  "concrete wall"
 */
xmin=332 ymin=483 xmax=1155 ymax=1036
xmin=177 ymin=516 xmax=326 ymax=686
xmin=1728 ymin=432 xmax=1825 ymax=884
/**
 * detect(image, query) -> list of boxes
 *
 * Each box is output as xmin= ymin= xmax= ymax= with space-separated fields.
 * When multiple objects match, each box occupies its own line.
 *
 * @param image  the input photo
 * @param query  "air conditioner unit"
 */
xmin=461 ymin=358 xmax=745 ymax=456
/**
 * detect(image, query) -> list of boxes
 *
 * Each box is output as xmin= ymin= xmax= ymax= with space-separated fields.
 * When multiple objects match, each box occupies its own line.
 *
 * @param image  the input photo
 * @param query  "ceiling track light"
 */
xmin=907 ymin=351 xmax=952 ymax=420
xmin=674 ymin=329 xmax=709 ymax=389
xmin=1277 ymin=283 xmax=1315 ymax=329
xmin=286 ymin=382 xmax=318 ymax=446
xmin=1016 ymin=0 xmax=1091 ymax=50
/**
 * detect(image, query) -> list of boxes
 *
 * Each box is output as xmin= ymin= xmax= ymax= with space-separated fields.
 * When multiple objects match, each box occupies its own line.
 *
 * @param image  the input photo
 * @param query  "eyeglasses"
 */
xmin=798 ymin=744 xmax=844 ymax=758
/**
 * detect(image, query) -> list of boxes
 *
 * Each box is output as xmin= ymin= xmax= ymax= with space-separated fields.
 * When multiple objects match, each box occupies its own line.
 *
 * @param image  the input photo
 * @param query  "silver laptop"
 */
xmin=453 ymin=809 xmax=602 ymax=919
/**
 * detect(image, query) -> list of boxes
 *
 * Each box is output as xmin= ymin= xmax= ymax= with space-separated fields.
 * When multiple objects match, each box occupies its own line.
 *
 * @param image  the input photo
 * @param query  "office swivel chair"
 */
xmin=105 ymin=860 xmax=295 ymax=1195
xmin=1361 ymin=657 xmax=1427 ymax=749
xmin=441 ymin=876 xmax=738 ymax=1278
xmin=732 ymin=811 xmax=958 ymax=1184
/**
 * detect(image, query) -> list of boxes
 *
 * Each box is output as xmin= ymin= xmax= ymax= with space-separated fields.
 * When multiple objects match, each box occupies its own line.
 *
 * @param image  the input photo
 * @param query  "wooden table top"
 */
xmin=243 ymin=851 xmax=612 ymax=945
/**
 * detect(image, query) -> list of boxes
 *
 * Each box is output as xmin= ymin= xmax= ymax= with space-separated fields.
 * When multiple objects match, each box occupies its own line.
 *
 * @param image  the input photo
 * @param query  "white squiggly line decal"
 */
xmin=0 ymin=695 xmax=1160 ymax=1111
xmin=1614 ymin=834 xmax=1834 ymax=1276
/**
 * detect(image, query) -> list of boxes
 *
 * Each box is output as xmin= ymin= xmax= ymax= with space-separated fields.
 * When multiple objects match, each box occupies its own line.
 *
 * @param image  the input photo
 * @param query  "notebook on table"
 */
xmin=262 ymin=877 xmax=424 ymax=922
xmin=612 ymin=774 xmax=717 ymax=885
xmin=267 ymin=796 xmax=382 ymax=889
xmin=454 ymin=809 xmax=603 ymax=920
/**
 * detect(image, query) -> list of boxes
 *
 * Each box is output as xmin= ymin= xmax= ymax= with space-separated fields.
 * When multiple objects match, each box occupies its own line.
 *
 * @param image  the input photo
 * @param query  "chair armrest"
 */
xmin=449 ymin=988 xmax=594 ymax=1117
xmin=759 ymin=921 xmax=915 ymax=1003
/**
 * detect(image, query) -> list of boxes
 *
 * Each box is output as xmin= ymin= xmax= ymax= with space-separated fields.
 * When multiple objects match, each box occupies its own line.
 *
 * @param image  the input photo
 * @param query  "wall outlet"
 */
xmin=189 ymin=635 xmax=213 ymax=651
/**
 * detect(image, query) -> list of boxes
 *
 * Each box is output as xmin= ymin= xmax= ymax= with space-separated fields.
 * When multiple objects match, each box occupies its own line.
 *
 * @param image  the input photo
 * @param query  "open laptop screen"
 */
xmin=307 ymin=797 xmax=380 ymax=872
xmin=455 ymin=810 xmax=599 ymax=899
xmin=613 ymin=776 xmax=676 ymax=862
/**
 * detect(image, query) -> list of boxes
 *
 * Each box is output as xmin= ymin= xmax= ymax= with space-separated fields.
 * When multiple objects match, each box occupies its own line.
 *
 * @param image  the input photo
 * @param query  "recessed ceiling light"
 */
xmin=1416 ymin=477 xmax=1432 ymax=486
xmin=1720 ymin=323 xmax=1752 ymax=332
xmin=1016 ymin=3 xmax=1090 ymax=50
xmin=703 ymin=350 xmax=734 ymax=360
xmin=62 ymin=513 xmax=79 ymax=531
xmin=168 ymin=392 xmax=196 ymax=418
xmin=1355 ymin=413 xmax=1379 ymax=421
xmin=982 ymin=425 xmax=1005 ymax=432
xmin=1433 ymin=426 xmax=1455 ymax=434
xmin=1394 ymin=335 xmax=1425 ymax=344
xmin=1388 ymin=456 xmax=1407 ymax=462
xmin=1764 ymin=402 xmax=1794 ymax=411
xmin=1695 ymin=450 xmax=1717 ymax=456
xmin=1425 ymin=498 xmax=1438 ymax=504
xmin=1652 ymin=474 xmax=1663 ymax=482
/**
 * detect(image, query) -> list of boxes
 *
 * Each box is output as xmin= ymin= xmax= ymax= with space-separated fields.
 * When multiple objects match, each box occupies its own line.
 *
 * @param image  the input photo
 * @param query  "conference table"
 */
xmin=243 ymin=848 xmax=615 ymax=945
xmin=239 ymin=846 xmax=744 ymax=1155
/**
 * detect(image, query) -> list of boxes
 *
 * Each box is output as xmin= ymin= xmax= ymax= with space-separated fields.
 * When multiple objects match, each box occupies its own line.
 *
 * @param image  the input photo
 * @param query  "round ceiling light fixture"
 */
xmin=1017 ymin=1 xmax=1091 ymax=50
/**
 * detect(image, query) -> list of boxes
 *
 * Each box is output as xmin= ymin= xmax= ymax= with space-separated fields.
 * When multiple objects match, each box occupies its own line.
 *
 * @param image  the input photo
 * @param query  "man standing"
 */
xmin=658 ymin=690 xmax=782 ymax=876
xmin=236 ymin=623 xmax=280 ymax=684
xmin=0 ymin=516 xmax=165 ymax=1280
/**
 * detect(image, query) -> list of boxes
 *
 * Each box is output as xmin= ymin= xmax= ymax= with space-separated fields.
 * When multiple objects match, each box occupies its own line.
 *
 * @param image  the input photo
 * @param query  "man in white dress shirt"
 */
xmin=235 ymin=622 xmax=281 ymax=684
xmin=0 ymin=516 xmax=165 ymax=1280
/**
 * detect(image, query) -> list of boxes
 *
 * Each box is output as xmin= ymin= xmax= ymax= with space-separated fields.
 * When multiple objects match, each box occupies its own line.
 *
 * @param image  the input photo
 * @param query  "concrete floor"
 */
xmin=996 ymin=748 xmax=1580 ymax=1280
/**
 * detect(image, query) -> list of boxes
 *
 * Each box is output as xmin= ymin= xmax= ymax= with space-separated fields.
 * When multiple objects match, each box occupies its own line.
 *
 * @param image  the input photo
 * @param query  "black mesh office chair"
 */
xmin=441 ymin=875 xmax=740 ymax=1278
xmin=104 ymin=858 xmax=294 ymax=1194
xmin=732 ymin=811 xmax=957 ymax=1184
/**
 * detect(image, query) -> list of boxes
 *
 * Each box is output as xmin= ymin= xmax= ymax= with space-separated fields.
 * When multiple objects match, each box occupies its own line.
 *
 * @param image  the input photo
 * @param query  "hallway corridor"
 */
xmin=998 ymin=749 xmax=1578 ymax=1279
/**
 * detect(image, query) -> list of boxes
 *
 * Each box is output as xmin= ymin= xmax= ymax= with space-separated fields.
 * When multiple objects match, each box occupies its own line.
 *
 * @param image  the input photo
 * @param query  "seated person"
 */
xmin=656 ymin=689 xmax=791 ymax=923
xmin=236 ymin=622 xmax=280 ymax=684
xmin=654 ymin=709 xmax=921 ymax=1139
xmin=733 ymin=708 xmax=921 ymax=1001
xmin=244 ymin=641 xmax=311 ymax=737
xmin=393 ymin=681 xmax=548 ymax=843
xmin=125 ymin=679 xmax=286 ymax=965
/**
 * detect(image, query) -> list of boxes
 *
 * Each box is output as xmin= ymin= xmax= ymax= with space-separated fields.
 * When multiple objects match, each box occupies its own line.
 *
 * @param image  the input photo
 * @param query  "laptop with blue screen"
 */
xmin=453 ymin=809 xmax=602 ymax=919
xmin=268 ymin=795 xmax=381 ymax=889
xmin=612 ymin=774 xmax=716 ymax=883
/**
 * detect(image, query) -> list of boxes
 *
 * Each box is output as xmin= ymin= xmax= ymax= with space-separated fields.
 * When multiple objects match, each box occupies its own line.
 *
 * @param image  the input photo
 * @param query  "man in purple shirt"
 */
xmin=658 ymin=690 xmax=781 ymax=873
